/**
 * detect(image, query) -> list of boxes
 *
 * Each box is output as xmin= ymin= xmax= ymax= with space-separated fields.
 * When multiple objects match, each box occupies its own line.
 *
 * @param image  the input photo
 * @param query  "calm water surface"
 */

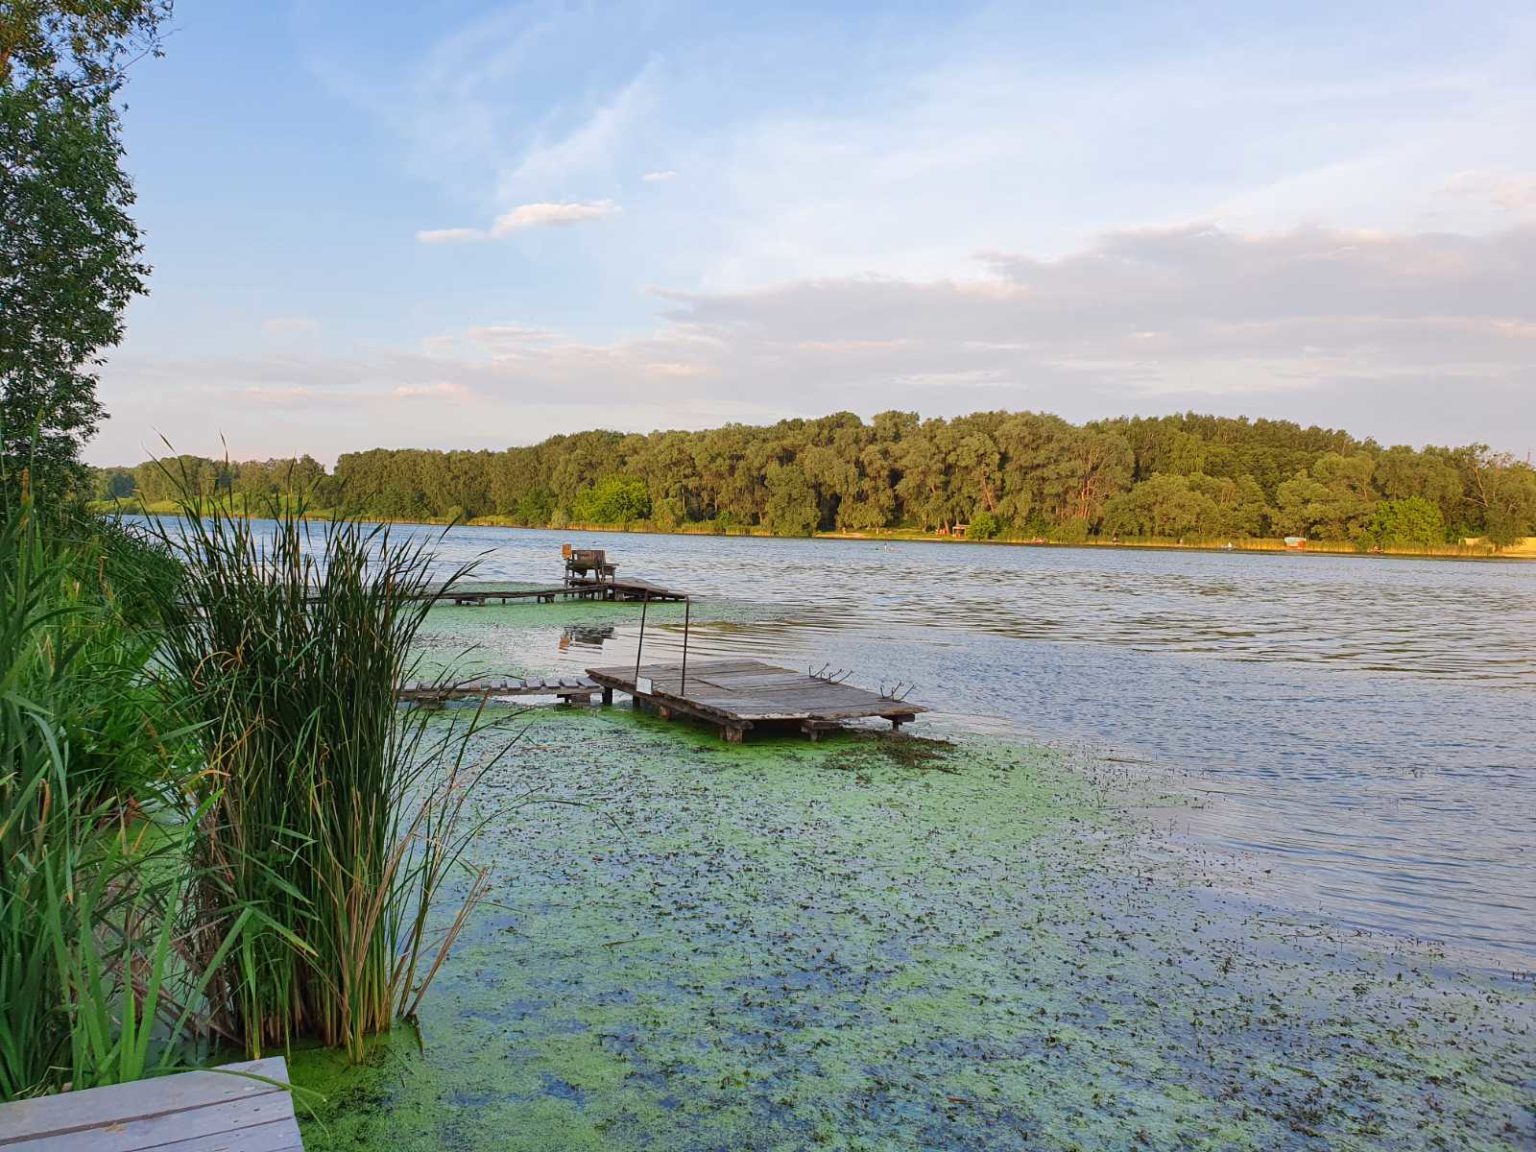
xmin=169 ymin=520 xmax=1536 ymax=968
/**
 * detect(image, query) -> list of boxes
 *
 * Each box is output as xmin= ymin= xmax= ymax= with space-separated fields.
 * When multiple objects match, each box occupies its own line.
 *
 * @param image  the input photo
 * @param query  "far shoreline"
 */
xmin=108 ymin=502 xmax=1535 ymax=562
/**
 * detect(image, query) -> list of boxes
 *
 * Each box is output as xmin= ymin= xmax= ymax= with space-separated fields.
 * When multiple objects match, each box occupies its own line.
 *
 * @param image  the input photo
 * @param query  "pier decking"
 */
xmin=0 ymin=1057 xmax=301 ymax=1151
xmin=420 ymin=577 xmax=687 ymax=606
xmin=398 ymin=675 xmax=600 ymax=706
xmin=586 ymin=659 xmax=925 ymax=742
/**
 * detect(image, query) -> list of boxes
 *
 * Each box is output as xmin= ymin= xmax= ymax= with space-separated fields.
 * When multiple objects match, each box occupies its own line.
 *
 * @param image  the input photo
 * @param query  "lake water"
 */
xmin=152 ymin=518 xmax=1536 ymax=968
xmin=390 ymin=525 xmax=1535 ymax=971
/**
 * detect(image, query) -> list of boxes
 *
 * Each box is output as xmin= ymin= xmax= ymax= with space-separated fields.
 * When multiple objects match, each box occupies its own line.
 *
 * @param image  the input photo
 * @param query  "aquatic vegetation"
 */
xmin=0 ymin=504 xmax=209 ymax=1098
xmin=290 ymin=711 xmax=1535 ymax=1150
xmin=149 ymin=498 xmax=507 ymax=1061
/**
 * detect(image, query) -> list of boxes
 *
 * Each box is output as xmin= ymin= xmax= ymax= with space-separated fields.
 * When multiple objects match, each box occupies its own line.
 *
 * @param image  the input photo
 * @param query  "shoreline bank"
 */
xmin=108 ymin=502 xmax=1535 ymax=561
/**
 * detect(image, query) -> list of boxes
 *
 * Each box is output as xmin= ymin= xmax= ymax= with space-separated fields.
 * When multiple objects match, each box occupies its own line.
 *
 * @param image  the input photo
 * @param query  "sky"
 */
xmin=90 ymin=0 xmax=1536 ymax=466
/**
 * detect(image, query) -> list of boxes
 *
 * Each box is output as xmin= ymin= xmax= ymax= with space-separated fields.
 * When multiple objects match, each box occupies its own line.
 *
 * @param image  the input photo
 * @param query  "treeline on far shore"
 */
xmin=92 ymin=410 xmax=1536 ymax=549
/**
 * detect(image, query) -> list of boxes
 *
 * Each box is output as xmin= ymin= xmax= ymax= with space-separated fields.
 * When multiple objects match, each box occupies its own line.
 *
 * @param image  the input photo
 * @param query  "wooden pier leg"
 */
xmin=601 ymin=687 xmax=614 ymax=706
xmin=722 ymin=725 xmax=745 ymax=744
xmin=889 ymin=715 xmax=907 ymax=731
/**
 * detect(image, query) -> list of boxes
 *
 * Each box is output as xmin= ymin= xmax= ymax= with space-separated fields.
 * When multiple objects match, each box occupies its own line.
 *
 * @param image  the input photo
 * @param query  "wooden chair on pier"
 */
xmin=563 ymin=544 xmax=617 ymax=585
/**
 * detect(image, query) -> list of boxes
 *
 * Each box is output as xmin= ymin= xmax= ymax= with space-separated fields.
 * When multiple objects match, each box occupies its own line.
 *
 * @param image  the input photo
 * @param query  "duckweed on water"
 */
xmin=290 ymin=711 xmax=1534 ymax=1151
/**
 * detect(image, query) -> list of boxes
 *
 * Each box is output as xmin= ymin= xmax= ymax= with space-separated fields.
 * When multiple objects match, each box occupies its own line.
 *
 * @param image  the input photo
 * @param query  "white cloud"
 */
xmin=491 ymin=199 xmax=617 ymax=232
xmin=417 ymin=202 xmax=618 ymax=244
xmin=95 ymin=223 xmax=1536 ymax=464
xmin=1442 ymin=170 xmax=1536 ymax=217
xmin=392 ymin=381 xmax=471 ymax=399
xmin=416 ymin=227 xmax=487 ymax=244
xmin=642 ymin=169 xmax=677 ymax=182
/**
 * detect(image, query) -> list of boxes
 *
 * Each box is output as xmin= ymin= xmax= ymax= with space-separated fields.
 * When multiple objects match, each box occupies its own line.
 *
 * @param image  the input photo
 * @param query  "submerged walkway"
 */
xmin=0 ymin=1057 xmax=300 ymax=1151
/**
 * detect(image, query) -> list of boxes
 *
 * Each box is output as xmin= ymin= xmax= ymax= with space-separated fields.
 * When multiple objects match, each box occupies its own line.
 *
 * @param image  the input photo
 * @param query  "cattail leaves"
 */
xmin=148 ymin=487 xmax=498 ymax=1061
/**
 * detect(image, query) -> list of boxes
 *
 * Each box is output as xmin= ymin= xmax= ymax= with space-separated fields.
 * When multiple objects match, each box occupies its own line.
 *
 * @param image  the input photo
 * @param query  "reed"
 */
xmin=150 ymin=492 xmax=495 ymax=1061
xmin=0 ymin=503 xmax=220 ymax=1099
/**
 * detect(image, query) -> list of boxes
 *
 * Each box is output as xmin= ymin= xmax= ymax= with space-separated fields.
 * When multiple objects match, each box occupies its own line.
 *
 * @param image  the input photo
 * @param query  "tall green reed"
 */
xmin=0 ymin=501 xmax=224 ymax=1100
xmin=150 ymin=491 xmax=497 ymax=1061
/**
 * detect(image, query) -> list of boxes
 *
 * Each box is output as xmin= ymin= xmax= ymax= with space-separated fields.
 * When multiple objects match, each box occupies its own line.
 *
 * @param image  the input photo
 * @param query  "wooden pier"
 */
xmin=586 ymin=659 xmax=925 ymax=742
xmin=419 ymin=577 xmax=687 ymax=606
xmin=0 ymin=1057 xmax=302 ymax=1152
xmin=398 ymin=675 xmax=600 ymax=706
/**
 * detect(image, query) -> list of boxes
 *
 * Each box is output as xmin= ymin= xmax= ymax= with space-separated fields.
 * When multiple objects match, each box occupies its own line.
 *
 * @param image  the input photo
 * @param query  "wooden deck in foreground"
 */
xmin=0 ymin=1057 xmax=300 ymax=1152
xmin=586 ymin=659 xmax=925 ymax=742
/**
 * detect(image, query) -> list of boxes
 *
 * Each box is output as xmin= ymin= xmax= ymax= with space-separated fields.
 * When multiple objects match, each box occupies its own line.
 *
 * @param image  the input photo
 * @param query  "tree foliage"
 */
xmin=94 ymin=411 xmax=1536 ymax=548
xmin=0 ymin=1 xmax=167 ymax=496
xmin=1367 ymin=497 xmax=1446 ymax=549
xmin=570 ymin=476 xmax=651 ymax=525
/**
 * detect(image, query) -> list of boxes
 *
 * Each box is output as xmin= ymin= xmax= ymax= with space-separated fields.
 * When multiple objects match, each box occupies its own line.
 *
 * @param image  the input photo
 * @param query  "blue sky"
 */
xmin=93 ymin=0 xmax=1536 ymax=464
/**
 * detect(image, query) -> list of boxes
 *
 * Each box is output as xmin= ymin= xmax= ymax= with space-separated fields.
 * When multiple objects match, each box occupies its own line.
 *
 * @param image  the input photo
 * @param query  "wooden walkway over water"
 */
xmin=396 ymin=661 xmax=925 ymax=742
xmin=0 ymin=1057 xmax=301 ymax=1152
xmin=398 ymin=675 xmax=600 ymax=706
xmin=586 ymin=659 xmax=925 ymax=742
xmin=419 ymin=577 xmax=687 ymax=606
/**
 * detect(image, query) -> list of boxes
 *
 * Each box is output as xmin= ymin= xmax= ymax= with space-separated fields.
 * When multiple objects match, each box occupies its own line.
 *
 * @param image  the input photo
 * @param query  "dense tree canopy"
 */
xmin=0 ymin=1 xmax=167 ymax=497
xmin=95 ymin=411 xmax=1536 ymax=549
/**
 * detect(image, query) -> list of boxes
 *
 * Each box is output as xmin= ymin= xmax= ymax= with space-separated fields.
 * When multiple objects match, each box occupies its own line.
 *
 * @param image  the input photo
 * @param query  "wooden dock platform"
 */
xmin=586 ymin=659 xmax=925 ymax=742
xmin=0 ymin=1057 xmax=301 ymax=1151
xmin=398 ymin=675 xmax=600 ymax=706
xmin=422 ymin=578 xmax=687 ymax=606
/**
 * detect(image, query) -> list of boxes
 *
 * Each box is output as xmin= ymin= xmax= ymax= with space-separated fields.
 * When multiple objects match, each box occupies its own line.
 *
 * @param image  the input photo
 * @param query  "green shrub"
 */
xmin=570 ymin=477 xmax=651 ymax=524
xmin=1366 ymin=497 xmax=1446 ymax=549
xmin=968 ymin=510 xmax=1002 ymax=539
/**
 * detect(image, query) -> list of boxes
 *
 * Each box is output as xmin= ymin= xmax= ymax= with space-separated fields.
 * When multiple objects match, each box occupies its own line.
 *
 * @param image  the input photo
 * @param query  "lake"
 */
xmin=148 ymin=516 xmax=1534 ymax=1147
xmin=394 ymin=524 xmax=1535 ymax=970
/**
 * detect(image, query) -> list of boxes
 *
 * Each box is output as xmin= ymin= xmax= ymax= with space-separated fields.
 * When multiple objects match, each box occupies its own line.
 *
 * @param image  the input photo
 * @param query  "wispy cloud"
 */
xmin=464 ymin=324 xmax=558 ymax=350
xmin=416 ymin=227 xmax=487 ymax=244
xmin=392 ymin=381 xmax=471 ymax=399
xmin=416 ymin=200 xmax=618 ymax=244
xmin=492 ymin=199 xmax=617 ymax=231
xmin=642 ymin=169 xmax=677 ymax=183
xmin=1442 ymin=170 xmax=1536 ymax=217
xmin=99 ymin=223 xmax=1536 ymax=464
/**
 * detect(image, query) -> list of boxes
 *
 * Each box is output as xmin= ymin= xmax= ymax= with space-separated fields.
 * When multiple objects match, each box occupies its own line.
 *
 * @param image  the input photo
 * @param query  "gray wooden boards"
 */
xmin=586 ymin=659 xmax=925 ymax=740
xmin=0 ymin=1057 xmax=301 ymax=1152
xmin=397 ymin=676 xmax=600 ymax=705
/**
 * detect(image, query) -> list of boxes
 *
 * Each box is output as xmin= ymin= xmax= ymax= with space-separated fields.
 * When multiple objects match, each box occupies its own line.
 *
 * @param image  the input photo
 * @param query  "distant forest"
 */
xmin=93 ymin=411 xmax=1536 ymax=547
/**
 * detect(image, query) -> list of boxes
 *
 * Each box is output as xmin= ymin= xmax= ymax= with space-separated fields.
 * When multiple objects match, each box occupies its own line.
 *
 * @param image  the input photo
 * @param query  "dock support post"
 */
xmin=633 ymin=592 xmax=650 ymax=688
xmin=680 ymin=597 xmax=691 ymax=695
xmin=601 ymin=686 xmax=613 ymax=706
xmin=722 ymin=725 xmax=745 ymax=744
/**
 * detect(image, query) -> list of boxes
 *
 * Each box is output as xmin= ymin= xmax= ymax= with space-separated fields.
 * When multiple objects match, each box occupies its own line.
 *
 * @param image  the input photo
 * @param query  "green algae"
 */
xmin=284 ymin=709 xmax=1535 ymax=1150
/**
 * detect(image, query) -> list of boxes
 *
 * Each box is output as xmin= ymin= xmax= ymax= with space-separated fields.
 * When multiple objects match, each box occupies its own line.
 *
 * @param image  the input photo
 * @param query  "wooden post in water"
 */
xmin=680 ymin=597 xmax=691 ymax=695
xmin=633 ymin=592 xmax=650 ymax=690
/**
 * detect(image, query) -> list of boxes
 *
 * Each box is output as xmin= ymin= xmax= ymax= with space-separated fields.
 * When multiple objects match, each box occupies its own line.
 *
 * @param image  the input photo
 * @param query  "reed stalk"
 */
xmin=150 ymin=490 xmax=496 ymax=1061
xmin=0 ymin=502 xmax=216 ymax=1099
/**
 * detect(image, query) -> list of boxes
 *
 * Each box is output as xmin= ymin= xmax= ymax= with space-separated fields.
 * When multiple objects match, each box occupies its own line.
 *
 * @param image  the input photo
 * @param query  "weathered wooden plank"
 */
xmin=146 ymin=1117 xmax=304 ymax=1152
xmin=10 ymin=1091 xmax=298 ymax=1152
xmin=586 ymin=660 xmax=926 ymax=727
xmin=0 ymin=1058 xmax=292 ymax=1148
